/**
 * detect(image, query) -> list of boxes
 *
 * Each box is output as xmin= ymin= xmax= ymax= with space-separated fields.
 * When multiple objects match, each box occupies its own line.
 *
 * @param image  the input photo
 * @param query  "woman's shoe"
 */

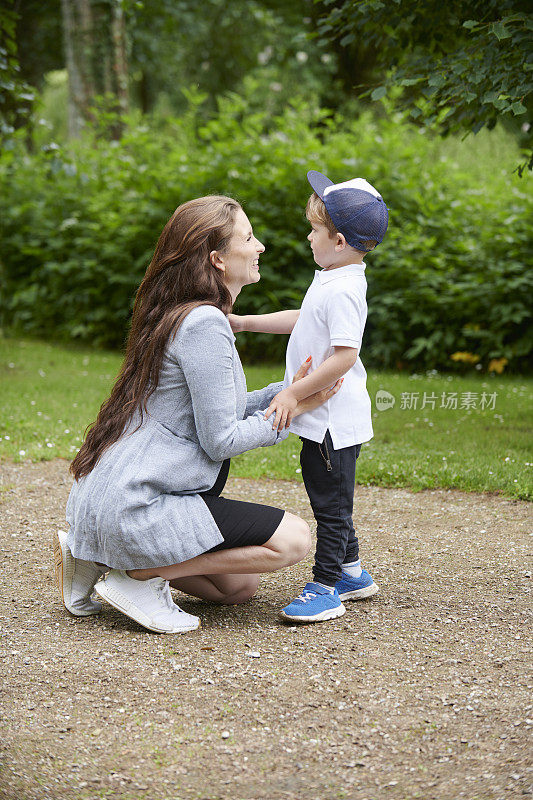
xmin=53 ymin=529 xmax=104 ymax=616
xmin=94 ymin=569 xmax=200 ymax=634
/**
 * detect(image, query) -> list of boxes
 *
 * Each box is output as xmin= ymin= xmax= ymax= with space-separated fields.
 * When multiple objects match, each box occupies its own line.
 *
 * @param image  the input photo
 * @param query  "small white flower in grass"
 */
xmin=488 ymin=471 xmax=493 ymax=475
xmin=8 ymin=363 xmax=15 ymax=368
xmin=38 ymin=369 xmax=46 ymax=378
xmin=4 ymin=435 xmax=10 ymax=440
xmin=64 ymin=429 xmax=70 ymax=434
xmin=46 ymin=442 xmax=54 ymax=448
xmin=30 ymin=400 xmax=36 ymax=405
xmin=295 ymin=468 xmax=301 ymax=474
xmin=504 ymin=457 xmax=510 ymax=462
xmin=19 ymin=450 xmax=25 ymax=456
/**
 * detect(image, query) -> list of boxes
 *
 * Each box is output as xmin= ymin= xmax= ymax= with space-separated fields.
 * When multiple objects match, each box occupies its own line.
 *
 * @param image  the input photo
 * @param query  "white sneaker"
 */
xmin=94 ymin=569 xmax=200 ymax=634
xmin=53 ymin=529 xmax=105 ymax=616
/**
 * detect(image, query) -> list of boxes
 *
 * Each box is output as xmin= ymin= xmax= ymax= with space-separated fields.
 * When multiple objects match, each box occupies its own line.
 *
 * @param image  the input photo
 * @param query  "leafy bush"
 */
xmin=1 ymin=91 xmax=531 ymax=371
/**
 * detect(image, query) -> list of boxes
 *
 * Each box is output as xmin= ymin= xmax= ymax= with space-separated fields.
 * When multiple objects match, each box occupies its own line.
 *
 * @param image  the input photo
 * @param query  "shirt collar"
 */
xmin=317 ymin=263 xmax=366 ymax=284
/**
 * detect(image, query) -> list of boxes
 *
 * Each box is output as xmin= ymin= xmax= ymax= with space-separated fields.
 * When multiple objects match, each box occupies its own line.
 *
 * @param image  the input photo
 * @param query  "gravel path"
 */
xmin=0 ymin=459 xmax=531 ymax=800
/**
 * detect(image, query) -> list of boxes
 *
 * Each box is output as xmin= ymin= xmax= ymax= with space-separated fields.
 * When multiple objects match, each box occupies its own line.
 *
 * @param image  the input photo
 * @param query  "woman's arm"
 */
xmin=228 ymin=310 xmax=300 ymax=334
xmin=245 ymin=381 xmax=284 ymax=418
xmin=175 ymin=311 xmax=289 ymax=462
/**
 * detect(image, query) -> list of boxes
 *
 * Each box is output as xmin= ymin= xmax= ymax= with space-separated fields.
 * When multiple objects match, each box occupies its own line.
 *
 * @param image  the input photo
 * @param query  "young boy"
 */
xmin=230 ymin=170 xmax=388 ymax=623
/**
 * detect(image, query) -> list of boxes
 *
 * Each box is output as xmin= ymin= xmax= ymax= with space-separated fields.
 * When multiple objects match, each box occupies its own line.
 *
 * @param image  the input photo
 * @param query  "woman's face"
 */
xmin=213 ymin=209 xmax=265 ymax=300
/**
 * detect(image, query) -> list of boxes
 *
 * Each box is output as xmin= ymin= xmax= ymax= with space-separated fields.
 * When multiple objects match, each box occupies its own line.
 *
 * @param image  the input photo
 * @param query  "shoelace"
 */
xmin=153 ymin=579 xmax=176 ymax=609
xmin=154 ymin=579 xmax=186 ymax=615
xmin=296 ymin=590 xmax=318 ymax=603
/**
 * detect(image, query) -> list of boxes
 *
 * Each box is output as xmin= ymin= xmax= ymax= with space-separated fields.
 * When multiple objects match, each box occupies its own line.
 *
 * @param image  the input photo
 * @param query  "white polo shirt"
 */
xmin=283 ymin=263 xmax=373 ymax=448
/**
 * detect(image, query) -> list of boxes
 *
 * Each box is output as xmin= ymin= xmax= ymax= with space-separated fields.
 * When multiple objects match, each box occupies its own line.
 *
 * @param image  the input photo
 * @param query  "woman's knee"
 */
xmin=221 ymin=575 xmax=260 ymax=605
xmin=276 ymin=513 xmax=311 ymax=566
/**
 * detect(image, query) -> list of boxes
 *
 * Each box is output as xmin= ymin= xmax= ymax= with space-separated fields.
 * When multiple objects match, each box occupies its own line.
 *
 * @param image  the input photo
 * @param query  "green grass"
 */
xmin=0 ymin=337 xmax=531 ymax=500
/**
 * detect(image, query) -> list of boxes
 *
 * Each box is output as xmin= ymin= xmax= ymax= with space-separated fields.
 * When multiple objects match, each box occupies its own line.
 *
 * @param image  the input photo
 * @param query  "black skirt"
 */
xmin=200 ymin=459 xmax=285 ymax=552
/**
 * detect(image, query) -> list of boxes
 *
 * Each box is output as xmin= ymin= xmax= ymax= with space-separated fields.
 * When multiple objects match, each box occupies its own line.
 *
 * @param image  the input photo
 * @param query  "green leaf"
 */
xmin=511 ymin=101 xmax=527 ymax=115
xmin=491 ymin=21 xmax=512 ymax=41
xmin=463 ymin=20 xmax=479 ymax=30
xmin=371 ymin=86 xmax=387 ymax=101
xmin=428 ymin=74 xmax=446 ymax=88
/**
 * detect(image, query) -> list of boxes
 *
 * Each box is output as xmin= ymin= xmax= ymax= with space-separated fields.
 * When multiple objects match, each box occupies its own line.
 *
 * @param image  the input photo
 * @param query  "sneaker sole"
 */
xmin=53 ymin=529 xmax=101 ymax=617
xmin=338 ymin=581 xmax=379 ymax=601
xmin=280 ymin=604 xmax=346 ymax=623
xmin=94 ymin=580 xmax=200 ymax=634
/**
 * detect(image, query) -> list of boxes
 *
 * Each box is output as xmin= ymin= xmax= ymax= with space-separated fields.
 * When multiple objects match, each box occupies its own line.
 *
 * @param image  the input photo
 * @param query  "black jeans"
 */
xmin=300 ymin=430 xmax=362 ymax=586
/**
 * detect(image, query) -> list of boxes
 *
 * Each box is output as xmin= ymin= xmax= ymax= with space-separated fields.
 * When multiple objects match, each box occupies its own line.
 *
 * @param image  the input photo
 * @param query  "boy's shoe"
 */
xmin=280 ymin=582 xmax=346 ymax=623
xmin=335 ymin=569 xmax=379 ymax=601
xmin=94 ymin=569 xmax=200 ymax=634
xmin=53 ymin=529 xmax=104 ymax=616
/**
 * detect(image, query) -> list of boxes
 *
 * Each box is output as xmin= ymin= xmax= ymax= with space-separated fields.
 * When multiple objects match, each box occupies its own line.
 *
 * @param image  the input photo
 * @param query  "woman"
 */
xmin=54 ymin=195 xmax=340 ymax=634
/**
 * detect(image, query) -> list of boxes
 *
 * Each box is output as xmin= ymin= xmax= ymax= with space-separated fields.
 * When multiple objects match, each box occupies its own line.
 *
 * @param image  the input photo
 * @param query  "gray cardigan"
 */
xmin=66 ymin=305 xmax=286 ymax=568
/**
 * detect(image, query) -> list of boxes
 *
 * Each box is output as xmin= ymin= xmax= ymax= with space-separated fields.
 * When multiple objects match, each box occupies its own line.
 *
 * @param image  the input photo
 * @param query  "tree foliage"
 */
xmin=0 ymin=2 xmax=34 ymax=142
xmin=1 ymin=94 xmax=531 ymax=371
xmin=317 ymin=0 xmax=533 ymax=175
xmin=126 ymin=0 xmax=335 ymax=114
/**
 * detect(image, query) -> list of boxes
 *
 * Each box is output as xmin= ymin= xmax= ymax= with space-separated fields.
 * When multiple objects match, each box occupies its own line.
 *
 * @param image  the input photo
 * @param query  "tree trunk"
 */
xmin=61 ymin=0 xmax=128 ymax=139
xmin=61 ymin=0 xmax=85 ymax=137
xmin=111 ymin=2 xmax=129 ymax=118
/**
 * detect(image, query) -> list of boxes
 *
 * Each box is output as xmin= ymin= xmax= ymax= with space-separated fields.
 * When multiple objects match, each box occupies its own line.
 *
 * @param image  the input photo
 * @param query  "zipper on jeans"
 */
xmin=319 ymin=437 xmax=332 ymax=471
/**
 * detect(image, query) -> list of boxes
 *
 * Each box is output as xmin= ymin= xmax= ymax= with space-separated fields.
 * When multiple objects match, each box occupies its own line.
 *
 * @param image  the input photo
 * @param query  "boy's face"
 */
xmin=307 ymin=220 xmax=338 ymax=269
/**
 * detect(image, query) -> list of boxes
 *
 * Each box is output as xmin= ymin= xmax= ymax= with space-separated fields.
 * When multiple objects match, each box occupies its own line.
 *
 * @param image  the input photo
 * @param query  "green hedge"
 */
xmin=1 ymin=94 xmax=531 ymax=371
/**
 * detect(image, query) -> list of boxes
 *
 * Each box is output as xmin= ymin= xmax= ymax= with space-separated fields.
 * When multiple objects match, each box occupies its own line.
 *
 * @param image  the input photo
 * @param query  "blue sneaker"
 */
xmin=280 ymin=582 xmax=346 ymax=623
xmin=335 ymin=569 xmax=379 ymax=601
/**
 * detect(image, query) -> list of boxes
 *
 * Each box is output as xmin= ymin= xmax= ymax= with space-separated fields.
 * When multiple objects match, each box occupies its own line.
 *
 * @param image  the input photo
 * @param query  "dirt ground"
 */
xmin=0 ymin=459 xmax=531 ymax=800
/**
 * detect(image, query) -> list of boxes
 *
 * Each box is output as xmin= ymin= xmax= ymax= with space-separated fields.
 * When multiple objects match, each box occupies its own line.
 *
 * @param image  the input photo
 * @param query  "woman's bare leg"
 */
xmin=128 ymin=512 xmax=310 ymax=582
xmin=170 ymin=574 xmax=260 ymax=604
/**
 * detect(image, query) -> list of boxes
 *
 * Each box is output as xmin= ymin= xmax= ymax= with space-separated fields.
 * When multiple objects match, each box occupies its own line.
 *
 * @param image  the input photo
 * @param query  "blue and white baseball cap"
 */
xmin=307 ymin=170 xmax=389 ymax=252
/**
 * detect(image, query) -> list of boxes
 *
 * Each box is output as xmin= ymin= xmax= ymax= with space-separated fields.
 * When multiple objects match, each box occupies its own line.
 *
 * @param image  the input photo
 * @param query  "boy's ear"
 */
xmin=335 ymin=232 xmax=347 ymax=251
xmin=210 ymin=250 xmax=226 ymax=273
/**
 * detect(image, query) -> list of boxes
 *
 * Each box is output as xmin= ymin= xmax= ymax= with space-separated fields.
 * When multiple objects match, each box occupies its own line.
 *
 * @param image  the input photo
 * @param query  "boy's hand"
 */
xmin=265 ymin=387 xmax=299 ymax=431
xmin=227 ymin=314 xmax=245 ymax=333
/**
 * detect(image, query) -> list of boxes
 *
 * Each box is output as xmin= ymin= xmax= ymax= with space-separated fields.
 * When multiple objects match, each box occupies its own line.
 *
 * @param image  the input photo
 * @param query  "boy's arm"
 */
xmin=228 ymin=310 xmax=300 ymax=335
xmin=265 ymin=346 xmax=358 ymax=431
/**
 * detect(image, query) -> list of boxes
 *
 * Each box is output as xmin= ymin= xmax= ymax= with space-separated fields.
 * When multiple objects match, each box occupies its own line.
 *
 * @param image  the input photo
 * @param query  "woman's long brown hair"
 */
xmin=70 ymin=195 xmax=239 ymax=481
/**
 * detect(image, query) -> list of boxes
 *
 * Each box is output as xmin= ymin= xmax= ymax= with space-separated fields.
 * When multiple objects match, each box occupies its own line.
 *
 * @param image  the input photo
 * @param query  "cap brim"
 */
xmin=307 ymin=170 xmax=333 ymax=199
